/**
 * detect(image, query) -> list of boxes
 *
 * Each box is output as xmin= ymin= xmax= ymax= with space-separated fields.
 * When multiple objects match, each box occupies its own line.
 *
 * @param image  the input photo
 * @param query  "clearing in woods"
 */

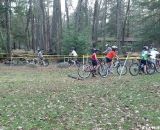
xmin=0 ymin=65 xmax=160 ymax=130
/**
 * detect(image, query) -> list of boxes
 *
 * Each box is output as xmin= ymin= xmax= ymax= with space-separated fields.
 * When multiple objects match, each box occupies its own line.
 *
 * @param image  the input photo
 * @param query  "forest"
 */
xmin=0 ymin=0 xmax=160 ymax=55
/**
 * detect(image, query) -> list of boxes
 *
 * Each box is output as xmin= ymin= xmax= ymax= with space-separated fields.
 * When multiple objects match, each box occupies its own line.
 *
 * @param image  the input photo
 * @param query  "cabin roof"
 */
xmin=97 ymin=37 xmax=139 ymax=42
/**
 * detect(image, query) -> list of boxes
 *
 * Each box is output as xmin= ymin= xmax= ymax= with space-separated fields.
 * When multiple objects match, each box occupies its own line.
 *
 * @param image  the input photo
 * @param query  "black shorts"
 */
xmin=140 ymin=59 xmax=147 ymax=65
xmin=106 ymin=57 xmax=112 ymax=63
xmin=92 ymin=60 xmax=98 ymax=66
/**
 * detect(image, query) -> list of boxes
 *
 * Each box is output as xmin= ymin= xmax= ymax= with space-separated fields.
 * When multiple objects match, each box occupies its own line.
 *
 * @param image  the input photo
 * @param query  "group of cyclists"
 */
xmin=140 ymin=45 xmax=159 ymax=74
xmin=90 ymin=44 xmax=160 ymax=77
xmin=36 ymin=43 xmax=160 ymax=76
xmin=91 ymin=45 xmax=119 ymax=76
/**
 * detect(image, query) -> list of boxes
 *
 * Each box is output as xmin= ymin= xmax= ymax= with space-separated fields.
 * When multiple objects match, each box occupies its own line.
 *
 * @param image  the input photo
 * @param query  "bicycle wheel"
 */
xmin=98 ymin=64 xmax=108 ymax=77
xmin=10 ymin=59 xmax=18 ymax=66
xmin=18 ymin=58 xmax=27 ymax=65
xmin=43 ymin=59 xmax=49 ymax=67
xmin=78 ymin=64 xmax=91 ymax=78
xmin=129 ymin=63 xmax=139 ymax=76
xmin=117 ymin=64 xmax=127 ymax=75
xmin=146 ymin=62 xmax=155 ymax=75
xmin=155 ymin=60 xmax=160 ymax=73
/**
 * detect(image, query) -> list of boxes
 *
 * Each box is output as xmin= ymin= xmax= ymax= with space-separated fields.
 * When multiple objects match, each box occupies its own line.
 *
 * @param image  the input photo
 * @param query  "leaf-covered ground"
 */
xmin=0 ymin=65 xmax=159 ymax=130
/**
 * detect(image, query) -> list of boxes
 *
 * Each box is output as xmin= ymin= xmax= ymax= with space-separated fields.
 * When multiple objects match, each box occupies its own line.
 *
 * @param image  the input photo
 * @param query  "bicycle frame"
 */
xmin=78 ymin=59 xmax=108 ymax=78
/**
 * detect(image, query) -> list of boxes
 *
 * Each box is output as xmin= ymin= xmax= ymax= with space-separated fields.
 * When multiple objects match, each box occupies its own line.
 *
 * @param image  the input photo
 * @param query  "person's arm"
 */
xmin=114 ymin=51 xmax=119 ymax=59
xmin=95 ymin=54 xmax=98 ymax=61
xmin=115 ymin=55 xmax=119 ymax=59
xmin=103 ymin=50 xmax=107 ymax=54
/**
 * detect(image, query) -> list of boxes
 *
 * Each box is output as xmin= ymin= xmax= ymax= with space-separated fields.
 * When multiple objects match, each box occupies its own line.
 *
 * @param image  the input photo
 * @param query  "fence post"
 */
xmin=64 ymin=56 xmax=65 ymax=62
xmin=83 ymin=55 xmax=85 ymax=65
xmin=86 ymin=54 xmax=89 ymax=64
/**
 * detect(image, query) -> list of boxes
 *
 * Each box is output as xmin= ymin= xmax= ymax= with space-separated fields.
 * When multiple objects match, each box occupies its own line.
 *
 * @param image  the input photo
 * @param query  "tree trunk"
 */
xmin=84 ymin=0 xmax=89 ymax=26
xmin=46 ymin=0 xmax=51 ymax=51
xmin=40 ymin=0 xmax=47 ymax=51
xmin=25 ymin=0 xmax=32 ymax=50
xmin=75 ymin=0 xmax=83 ymax=32
xmin=116 ymin=0 xmax=122 ymax=52
xmin=65 ymin=0 xmax=70 ymax=29
xmin=31 ymin=13 xmax=35 ymax=51
xmin=5 ymin=0 xmax=11 ymax=53
xmin=102 ymin=0 xmax=108 ymax=43
xmin=51 ymin=0 xmax=62 ymax=54
xmin=92 ymin=0 xmax=100 ymax=47
xmin=121 ymin=0 xmax=131 ymax=46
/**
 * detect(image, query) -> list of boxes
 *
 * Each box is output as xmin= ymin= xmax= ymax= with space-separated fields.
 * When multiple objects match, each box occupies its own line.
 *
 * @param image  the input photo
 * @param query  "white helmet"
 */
xmin=112 ymin=45 xmax=118 ymax=49
xmin=105 ymin=44 xmax=108 ymax=47
xmin=143 ymin=46 xmax=148 ymax=50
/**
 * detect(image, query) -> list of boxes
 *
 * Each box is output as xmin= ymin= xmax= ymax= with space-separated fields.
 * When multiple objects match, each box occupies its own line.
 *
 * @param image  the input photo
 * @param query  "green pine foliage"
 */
xmin=62 ymin=25 xmax=91 ymax=55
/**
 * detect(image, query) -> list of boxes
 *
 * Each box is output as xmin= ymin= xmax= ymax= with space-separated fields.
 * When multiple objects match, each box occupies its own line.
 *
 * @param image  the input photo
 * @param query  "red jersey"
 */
xmin=106 ymin=51 xmax=117 ymax=59
xmin=91 ymin=53 xmax=97 ymax=60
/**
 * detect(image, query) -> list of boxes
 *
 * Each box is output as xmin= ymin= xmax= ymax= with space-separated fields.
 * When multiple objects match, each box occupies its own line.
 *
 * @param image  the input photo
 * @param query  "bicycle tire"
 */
xmin=43 ymin=59 xmax=49 ymax=67
xmin=155 ymin=60 xmax=160 ymax=73
xmin=117 ymin=64 xmax=127 ymax=75
xmin=78 ymin=64 xmax=91 ymax=78
xmin=11 ymin=59 xmax=18 ymax=66
xmin=18 ymin=58 xmax=27 ymax=65
xmin=146 ymin=62 xmax=155 ymax=75
xmin=129 ymin=63 xmax=139 ymax=76
xmin=98 ymin=64 xmax=108 ymax=78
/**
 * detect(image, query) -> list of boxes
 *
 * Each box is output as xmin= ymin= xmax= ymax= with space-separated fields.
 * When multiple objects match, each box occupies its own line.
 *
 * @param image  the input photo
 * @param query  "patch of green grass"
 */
xmin=0 ymin=66 xmax=160 ymax=129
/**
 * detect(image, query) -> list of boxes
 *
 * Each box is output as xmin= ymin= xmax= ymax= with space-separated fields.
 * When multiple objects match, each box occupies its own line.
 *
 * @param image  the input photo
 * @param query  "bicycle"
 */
xmin=68 ymin=59 xmax=81 ymax=67
xmin=111 ymin=59 xmax=128 ymax=75
xmin=3 ymin=57 xmax=27 ymax=66
xmin=32 ymin=57 xmax=49 ymax=67
xmin=78 ymin=59 xmax=108 ymax=78
xmin=129 ymin=59 xmax=155 ymax=76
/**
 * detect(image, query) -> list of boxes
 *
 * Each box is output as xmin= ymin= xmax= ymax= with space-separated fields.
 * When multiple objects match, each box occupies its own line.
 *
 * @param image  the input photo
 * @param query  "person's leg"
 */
xmin=92 ymin=60 xmax=97 ymax=77
xmin=108 ymin=62 xmax=114 ymax=73
xmin=106 ymin=58 xmax=112 ymax=73
xmin=73 ymin=57 xmax=77 ymax=65
xmin=142 ymin=60 xmax=147 ymax=74
xmin=143 ymin=65 xmax=147 ymax=74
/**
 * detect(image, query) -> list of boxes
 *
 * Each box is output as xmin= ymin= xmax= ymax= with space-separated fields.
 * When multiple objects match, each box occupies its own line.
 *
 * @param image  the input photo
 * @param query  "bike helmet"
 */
xmin=37 ymin=49 xmax=41 ymax=52
xmin=112 ymin=45 xmax=118 ymax=49
xmin=143 ymin=46 xmax=148 ymax=50
xmin=92 ymin=48 xmax=99 ymax=53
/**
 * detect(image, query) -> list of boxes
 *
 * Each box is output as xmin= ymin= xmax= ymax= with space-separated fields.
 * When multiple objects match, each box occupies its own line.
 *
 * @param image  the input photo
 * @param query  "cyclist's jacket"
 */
xmin=91 ymin=52 xmax=98 ymax=61
xmin=70 ymin=50 xmax=78 ymax=57
xmin=141 ymin=50 xmax=149 ymax=60
xmin=106 ymin=51 xmax=117 ymax=59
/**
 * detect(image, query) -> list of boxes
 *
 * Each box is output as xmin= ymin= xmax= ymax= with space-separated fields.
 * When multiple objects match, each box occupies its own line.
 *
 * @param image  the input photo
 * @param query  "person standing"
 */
xmin=140 ymin=46 xmax=150 ymax=74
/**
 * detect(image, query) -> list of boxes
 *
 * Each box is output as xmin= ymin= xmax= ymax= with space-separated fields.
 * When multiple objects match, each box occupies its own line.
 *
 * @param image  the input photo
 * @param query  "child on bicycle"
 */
xmin=37 ymin=49 xmax=43 ymax=60
xmin=140 ymin=46 xmax=150 ymax=74
xmin=105 ymin=45 xmax=119 ymax=73
xmin=37 ymin=49 xmax=46 ymax=65
xmin=91 ymin=48 xmax=99 ymax=76
xmin=69 ymin=47 xmax=78 ymax=65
